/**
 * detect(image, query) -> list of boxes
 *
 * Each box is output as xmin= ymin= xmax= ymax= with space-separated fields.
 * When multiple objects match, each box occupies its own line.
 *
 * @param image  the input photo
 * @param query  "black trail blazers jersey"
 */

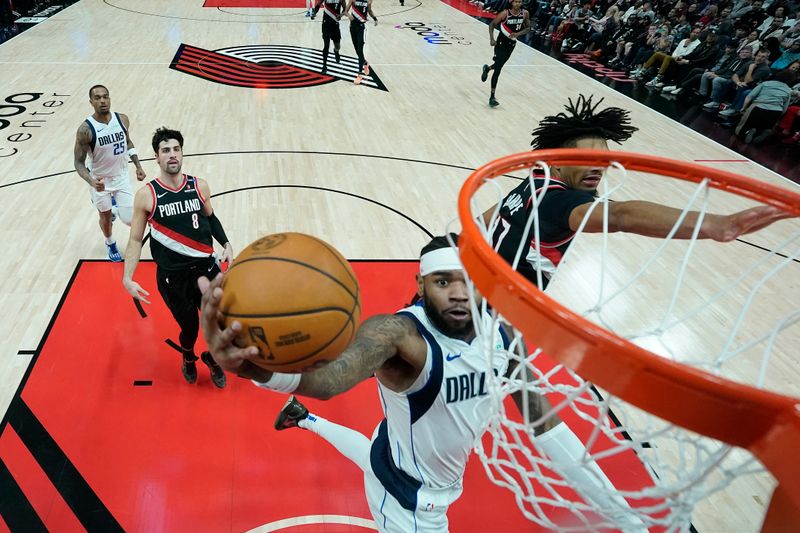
xmin=147 ymin=175 xmax=214 ymax=271
xmin=490 ymin=174 xmax=595 ymax=289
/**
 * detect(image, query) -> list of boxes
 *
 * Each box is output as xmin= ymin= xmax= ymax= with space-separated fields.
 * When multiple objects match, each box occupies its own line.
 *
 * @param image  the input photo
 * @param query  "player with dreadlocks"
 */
xmin=200 ymin=232 xmax=645 ymax=531
xmin=485 ymin=94 xmax=788 ymax=289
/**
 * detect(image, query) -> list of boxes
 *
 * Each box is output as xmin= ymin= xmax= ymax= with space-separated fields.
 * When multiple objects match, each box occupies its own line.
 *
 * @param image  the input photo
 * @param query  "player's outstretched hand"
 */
xmin=136 ymin=167 xmax=147 ymax=181
xmin=198 ymin=274 xmax=272 ymax=382
xmin=123 ymin=278 xmax=150 ymax=304
xmin=710 ymin=205 xmax=794 ymax=242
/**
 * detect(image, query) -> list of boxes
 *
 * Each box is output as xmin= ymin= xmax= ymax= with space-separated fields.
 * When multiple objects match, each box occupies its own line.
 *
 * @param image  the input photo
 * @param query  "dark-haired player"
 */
xmin=311 ymin=0 xmax=345 ymax=72
xmin=486 ymin=94 xmax=790 ymax=288
xmin=122 ymin=127 xmax=233 ymax=388
xmin=198 ymin=235 xmax=640 ymax=532
xmin=481 ymin=0 xmax=530 ymax=107
xmin=73 ymin=84 xmax=146 ymax=261
xmin=345 ymin=0 xmax=378 ymax=85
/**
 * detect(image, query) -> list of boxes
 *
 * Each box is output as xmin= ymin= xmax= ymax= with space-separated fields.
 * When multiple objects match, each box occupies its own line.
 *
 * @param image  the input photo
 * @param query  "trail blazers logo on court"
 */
xmin=170 ymin=44 xmax=388 ymax=91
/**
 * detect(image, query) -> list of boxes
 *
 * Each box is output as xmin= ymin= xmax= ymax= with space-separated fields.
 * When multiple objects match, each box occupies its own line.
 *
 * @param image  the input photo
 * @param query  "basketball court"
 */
xmin=1 ymin=1 xmax=798 ymax=531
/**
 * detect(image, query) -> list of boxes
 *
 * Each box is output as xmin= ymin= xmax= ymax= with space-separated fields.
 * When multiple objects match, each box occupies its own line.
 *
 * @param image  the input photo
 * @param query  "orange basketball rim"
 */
xmin=457 ymin=149 xmax=800 ymax=531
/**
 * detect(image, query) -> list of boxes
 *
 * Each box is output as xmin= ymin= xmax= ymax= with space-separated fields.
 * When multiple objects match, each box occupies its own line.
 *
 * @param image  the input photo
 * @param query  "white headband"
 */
xmin=419 ymin=247 xmax=462 ymax=276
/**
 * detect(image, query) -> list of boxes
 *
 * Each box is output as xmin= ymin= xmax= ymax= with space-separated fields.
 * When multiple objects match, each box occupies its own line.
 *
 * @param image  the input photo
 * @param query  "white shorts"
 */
xmin=364 ymin=424 xmax=464 ymax=533
xmin=89 ymin=173 xmax=133 ymax=213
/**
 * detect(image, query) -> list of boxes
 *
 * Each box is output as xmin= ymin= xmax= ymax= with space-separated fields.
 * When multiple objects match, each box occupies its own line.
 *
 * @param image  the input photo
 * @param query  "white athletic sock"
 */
xmin=536 ymin=423 xmax=646 ymax=531
xmin=105 ymin=237 xmax=115 ymax=245
xmin=299 ymin=413 xmax=371 ymax=471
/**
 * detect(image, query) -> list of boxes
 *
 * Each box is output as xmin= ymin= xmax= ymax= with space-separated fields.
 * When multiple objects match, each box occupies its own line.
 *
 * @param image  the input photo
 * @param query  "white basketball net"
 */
xmin=455 ymin=160 xmax=800 ymax=532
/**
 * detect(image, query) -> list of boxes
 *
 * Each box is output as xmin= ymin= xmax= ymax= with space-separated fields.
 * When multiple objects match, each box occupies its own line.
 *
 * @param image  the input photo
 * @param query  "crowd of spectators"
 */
xmin=522 ymin=0 xmax=800 ymax=144
xmin=3 ymin=0 xmax=799 ymax=145
xmin=1 ymin=0 xmax=77 ymax=44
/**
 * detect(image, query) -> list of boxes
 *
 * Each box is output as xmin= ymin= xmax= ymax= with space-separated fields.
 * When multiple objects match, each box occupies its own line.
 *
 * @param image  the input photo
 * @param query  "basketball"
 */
xmin=219 ymin=232 xmax=361 ymax=373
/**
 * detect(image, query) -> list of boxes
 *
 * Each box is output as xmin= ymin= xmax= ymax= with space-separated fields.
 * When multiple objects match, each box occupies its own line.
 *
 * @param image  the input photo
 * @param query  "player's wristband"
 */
xmin=127 ymin=148 xmax=138 ymax=158
xmin=252 ymin=372 xmax=301 ymax=393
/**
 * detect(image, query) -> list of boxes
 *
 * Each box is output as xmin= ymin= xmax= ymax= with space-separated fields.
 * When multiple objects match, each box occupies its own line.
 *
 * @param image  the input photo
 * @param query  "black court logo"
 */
xmin=170 ymin=44 xmax=388 ymax=91
xmin=0 ymin=92 xmax=71 ymax=159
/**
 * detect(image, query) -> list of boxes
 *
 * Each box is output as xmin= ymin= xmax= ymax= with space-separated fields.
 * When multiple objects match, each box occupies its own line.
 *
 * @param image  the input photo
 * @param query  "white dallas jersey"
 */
xmin=370 ymin=301 xmax=510 ymax=499
xmin=85 ymin=113 xmax=128 ymax=178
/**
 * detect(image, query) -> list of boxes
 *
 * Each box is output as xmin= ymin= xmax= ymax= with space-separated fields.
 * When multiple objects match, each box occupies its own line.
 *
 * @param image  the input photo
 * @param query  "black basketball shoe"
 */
xmin=481 ymin=64 xmax=490 ymax=82
xmin=274 ymin=395 xmax=309 ymax=431
xmin=489 ymin=96 xmax=499 ymax=107
xmin=182 ymin=355 xmax=198 ymax=384
xmin=201 ymin=351 xmax=227 ymax=389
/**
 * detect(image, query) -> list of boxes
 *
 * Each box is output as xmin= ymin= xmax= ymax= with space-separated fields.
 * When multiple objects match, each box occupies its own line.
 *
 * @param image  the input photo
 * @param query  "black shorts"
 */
xmin=322 ymin=18 xmax=341 ymax=40
xmin=494 ymin=36 xmax=516 ymax=63
xmin=350 ymin=21 xmax=365 ymax=46
xmin=156 ymin=258 xmax=221 ymax=327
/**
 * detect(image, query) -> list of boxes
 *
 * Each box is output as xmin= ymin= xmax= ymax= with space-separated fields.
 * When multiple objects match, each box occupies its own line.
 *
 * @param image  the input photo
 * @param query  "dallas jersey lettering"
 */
xmin=499 ymin=10 xmax=525 ymax=41
xmin=352 ymin=0 xmax=368 ymax=22
xmin=84 ymin=112 xmax=128 ymax=178
xmin=147 ymin=175 xmax=214 ymax=271
xmin=368 ymin=301 xmax=510 ymax=511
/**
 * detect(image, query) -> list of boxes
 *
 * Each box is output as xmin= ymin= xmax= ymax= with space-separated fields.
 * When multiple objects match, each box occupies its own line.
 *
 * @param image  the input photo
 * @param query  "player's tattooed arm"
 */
xmin=295 ymin=314 xmax=418 ymax=400
xmin=73 ymin=122 xmax=94 ymax=186
xmin=198 ymin=274 xmax=422 ymax=397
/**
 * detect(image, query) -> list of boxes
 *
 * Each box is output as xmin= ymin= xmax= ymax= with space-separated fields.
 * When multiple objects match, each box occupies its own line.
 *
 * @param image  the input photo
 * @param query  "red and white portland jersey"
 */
xmin=147 ymin=174 xmax=214 ymax=270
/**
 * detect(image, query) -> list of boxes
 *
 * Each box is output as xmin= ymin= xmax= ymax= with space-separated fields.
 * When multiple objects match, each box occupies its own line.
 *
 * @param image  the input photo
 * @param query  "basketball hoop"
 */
xmin=457 ymin=149 xmax=800 ymax=531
